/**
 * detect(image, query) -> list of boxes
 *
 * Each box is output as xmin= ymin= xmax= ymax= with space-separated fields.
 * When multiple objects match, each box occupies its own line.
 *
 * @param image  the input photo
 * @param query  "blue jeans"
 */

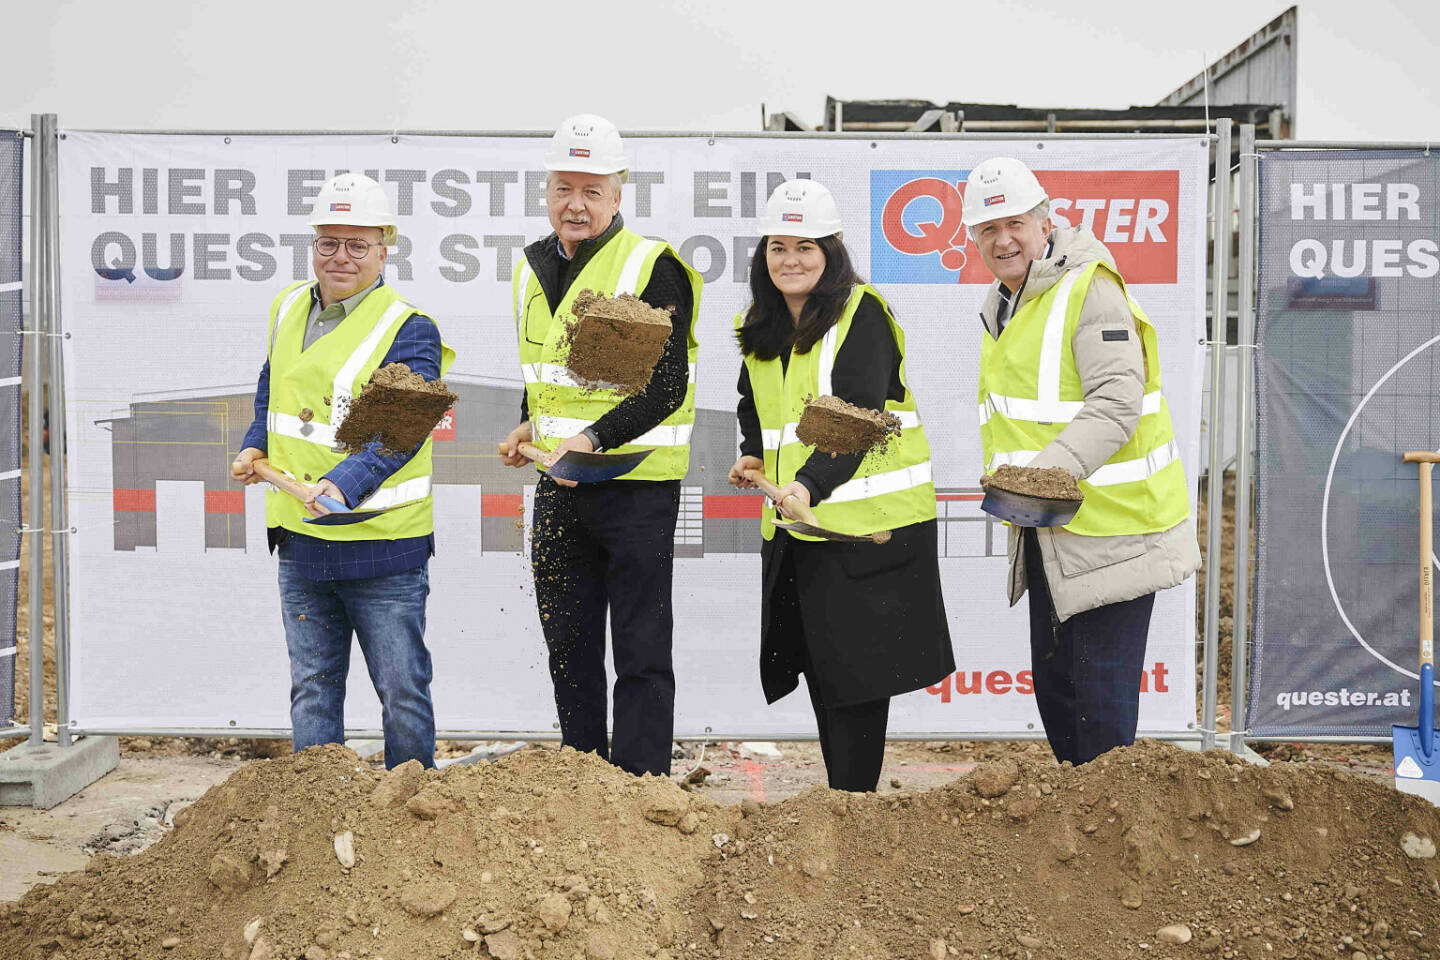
xmin=278 ymin=561 xmax=435 ymax=769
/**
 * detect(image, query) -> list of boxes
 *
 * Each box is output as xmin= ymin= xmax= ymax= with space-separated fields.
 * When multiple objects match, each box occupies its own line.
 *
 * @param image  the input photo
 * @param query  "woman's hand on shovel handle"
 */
xmin=772 ymin=481 xmax=812 ymax=522
xmin=231 ymin=447 xmax=265 ymax=485
xmin=729 ymin=456 xmax=763 ymax=489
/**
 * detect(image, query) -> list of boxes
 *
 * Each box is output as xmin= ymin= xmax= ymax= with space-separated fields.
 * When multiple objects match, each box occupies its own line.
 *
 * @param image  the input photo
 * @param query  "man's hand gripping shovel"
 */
xmin=247 ymin=458 xmax=388 ymax=526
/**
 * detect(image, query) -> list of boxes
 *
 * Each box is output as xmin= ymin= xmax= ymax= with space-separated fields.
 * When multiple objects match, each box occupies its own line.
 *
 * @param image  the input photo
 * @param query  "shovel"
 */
xmin=518 ymin=442 xmax=652 ymax=484
xmin=741 ymin=469 xmax=890 ymax=544
xmin=249 ymin=458 xmax=388 ymax=526
xmin=979 ymin=484 xmax=1082 ymax=528
xmin=1395 ymin=450 xmax=1440 ymax=805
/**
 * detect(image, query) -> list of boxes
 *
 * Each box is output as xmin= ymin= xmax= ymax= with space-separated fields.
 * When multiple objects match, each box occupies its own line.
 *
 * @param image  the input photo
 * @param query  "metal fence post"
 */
xmin=1201 ymin=118 xmax=1233 ymax=751
xmin=39 ymin=115 xmax=69 ymax=748
xmin=25 ymin=116 xmax=45 ymax=750
xmin=1229 ymin=124 xmax=1258 ymax=755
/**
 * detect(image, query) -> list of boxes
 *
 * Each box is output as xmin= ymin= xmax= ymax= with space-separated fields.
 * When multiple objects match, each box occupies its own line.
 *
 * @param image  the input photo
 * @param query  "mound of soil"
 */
xmin=4 ymin=741 xmax=1439 ymax=960
xmin=795 ymin=396 xmax=901 ymax=456
xmin=563 ymin=291 xmax=672 ymax=395
xmin=981 ymin=464 xmax=1084 ymax=501
xmin=333 ymin=364 xmax=457 ymax=455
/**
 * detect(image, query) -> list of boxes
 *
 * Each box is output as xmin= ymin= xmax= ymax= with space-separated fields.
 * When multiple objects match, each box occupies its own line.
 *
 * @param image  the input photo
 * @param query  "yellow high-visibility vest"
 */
xmin=264 ymin=281 xmax=455 ymax=539
xmin=512 ymin=229 xmax=702 ymax=481
xmin=977 ymin=261 xmax=1190 ymax=536
xmin=737 ymin=285 xmax=936 ymax=541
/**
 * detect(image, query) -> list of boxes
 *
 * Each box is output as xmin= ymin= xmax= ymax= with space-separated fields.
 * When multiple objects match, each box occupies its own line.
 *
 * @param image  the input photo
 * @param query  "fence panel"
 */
xmin=56 ymin=132 xmax=1208 ymax=737
xmin=0 ymin=131 xmax=23 ymax=726
xmin=1250 ymin=148 xmax=1440 ymax=737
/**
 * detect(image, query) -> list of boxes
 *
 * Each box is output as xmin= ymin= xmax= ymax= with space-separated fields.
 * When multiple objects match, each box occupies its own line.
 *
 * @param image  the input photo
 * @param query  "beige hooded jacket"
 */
xmin=977 ymin=226 xmax=1201 ymax=621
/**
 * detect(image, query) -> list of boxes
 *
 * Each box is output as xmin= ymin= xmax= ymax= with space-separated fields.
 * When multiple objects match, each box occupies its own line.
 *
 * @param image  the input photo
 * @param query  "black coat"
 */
xmin=760 ymin=520 xmax=955 ymax=707
xmin=737 ymin=289 xmax=954 ymax=707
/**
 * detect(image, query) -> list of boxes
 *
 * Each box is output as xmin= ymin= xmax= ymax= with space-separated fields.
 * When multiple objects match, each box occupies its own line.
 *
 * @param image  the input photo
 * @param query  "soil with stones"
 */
xmin=794 ymin=395 xmax=901 ymax=456
xmin=562 ymin=291 xmax=672 ymax=395
xmin=981 ymin=464 xmax=1084 ymax=501
xmin=5 ymin=741 xmax=1440 ymax=960
xmin=333 ymin=364 xmax=457 ymax=456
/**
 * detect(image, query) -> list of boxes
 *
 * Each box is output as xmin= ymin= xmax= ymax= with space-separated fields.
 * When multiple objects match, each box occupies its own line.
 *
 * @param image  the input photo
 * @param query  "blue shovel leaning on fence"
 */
xmin=1395 ymin=450 xmax=1440 ymax=805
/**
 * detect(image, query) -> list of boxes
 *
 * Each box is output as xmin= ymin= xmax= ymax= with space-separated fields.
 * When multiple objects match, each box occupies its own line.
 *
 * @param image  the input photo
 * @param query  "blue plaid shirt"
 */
xmin=242 ymin=279 xmax=443 ymax=581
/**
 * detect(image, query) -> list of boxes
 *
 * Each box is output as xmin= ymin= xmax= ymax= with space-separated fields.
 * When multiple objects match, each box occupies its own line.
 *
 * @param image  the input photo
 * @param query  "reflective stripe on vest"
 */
xmin=987 ymin=437 xmax=1181 ymax=488
xmin=977 ymin=261 xmax=1189 ymax=536
xmin=524 ymin=361 xmax=698 ymax=387
xmin=514 ymin=230 xmax=701 ymax=482
xmin=332 ymin=300 xmax=412 ymax=409
xmin=269 ymin=283 xmax=311 ymax=355
xmin=536 ymin=415 xmax=693 ymax=447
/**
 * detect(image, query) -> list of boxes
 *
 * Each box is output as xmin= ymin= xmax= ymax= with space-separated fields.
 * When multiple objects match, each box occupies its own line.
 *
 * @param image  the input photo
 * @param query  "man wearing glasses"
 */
xmin=231 ymin=173 xmax=454 ymax=769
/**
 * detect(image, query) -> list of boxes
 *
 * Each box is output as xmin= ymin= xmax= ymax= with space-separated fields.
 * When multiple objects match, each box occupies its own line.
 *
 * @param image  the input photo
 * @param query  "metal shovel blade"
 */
xmin=1394 ymin=662 xmax=1440 ymax=806
xmin=302 ymin=494 xmax=388 ymax=526
xmin=979 ymin=485 xmax=1081 ymax=528
xmin=1393 ymin=727 xmax=1440 ymax=805
xmin=547 ymin=448 xmax=653 ymax=483
xmin=772 ymin=519 xmax=884 ymax=544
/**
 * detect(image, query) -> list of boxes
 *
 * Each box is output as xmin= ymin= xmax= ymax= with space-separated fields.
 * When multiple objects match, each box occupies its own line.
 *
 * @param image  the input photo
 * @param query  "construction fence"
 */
xmin=8 ymin=117 xmax=1434 ymax=748
xmin=1248 ymin=142 xmax=1440 ymax=740
xmin=0 ymin=130 xmax=19 ymax=726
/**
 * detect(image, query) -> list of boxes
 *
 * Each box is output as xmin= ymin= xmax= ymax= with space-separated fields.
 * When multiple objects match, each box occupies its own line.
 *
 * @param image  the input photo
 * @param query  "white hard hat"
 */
xmin=756 ymin=179 xmax=843 ymax=239
xmin=308 ymin=173 xmax=399 ymax=245
xmin=544 ymin=113 xmax=630 ymax=179
xmin=961 ymin=157 xmax=1049 ymax=227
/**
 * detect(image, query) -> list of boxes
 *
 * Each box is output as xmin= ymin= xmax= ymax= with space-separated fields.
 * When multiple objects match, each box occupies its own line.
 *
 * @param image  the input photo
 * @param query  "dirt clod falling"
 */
xmin=333 ymin=363 xmax=457 ymax=455
xmin=562 ymin=290 xmax=672 ymax=395
xmin=795 ymin=395 xmax=901 ymax=455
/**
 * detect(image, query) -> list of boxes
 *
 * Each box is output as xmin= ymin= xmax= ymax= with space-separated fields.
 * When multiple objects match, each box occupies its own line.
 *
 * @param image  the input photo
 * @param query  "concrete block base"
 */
xmin=0 ymin=736 xmax=120 ymax=809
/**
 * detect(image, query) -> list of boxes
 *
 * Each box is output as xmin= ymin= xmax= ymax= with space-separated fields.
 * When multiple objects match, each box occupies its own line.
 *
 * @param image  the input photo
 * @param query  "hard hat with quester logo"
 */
xmin=961 ymin=157 xmax=1049 ymax=227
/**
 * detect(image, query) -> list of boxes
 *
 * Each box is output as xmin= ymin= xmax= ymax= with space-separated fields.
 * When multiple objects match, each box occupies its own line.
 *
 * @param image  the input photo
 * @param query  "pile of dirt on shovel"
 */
xmin=333 ymin=363 xmax=458 ymax=455
xmin=795 ymin=395 xmax=901 ymax=456
xmin=981 ymin=463 xmax=1084 ymax=501
xmin=563 ymin=291 xmax=673 ymax=395
xmin=4 ymin=741 xmax=1440 ymax=960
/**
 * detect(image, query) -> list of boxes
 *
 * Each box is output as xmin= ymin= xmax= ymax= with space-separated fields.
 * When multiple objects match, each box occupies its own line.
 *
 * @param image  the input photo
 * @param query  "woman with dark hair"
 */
xmin=728 ymin=180 xmax=955 ymax=792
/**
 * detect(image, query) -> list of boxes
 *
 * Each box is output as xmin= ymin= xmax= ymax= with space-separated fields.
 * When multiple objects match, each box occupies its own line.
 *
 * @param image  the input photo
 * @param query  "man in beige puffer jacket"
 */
xmin=965 ymin=157 xmax=1200 ymax=765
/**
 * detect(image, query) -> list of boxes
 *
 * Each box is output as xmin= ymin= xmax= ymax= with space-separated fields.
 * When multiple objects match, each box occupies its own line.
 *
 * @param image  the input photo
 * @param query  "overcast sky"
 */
xmin=2 ymin=0 xmax=1437 ymax=140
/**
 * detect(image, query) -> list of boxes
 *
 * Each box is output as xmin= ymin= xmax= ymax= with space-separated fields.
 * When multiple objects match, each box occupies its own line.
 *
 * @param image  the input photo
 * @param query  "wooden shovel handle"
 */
xmin=517 ymin=442 xmax=555 ymax=466
xmin=742 ymin=469 xmax=820 ymax=527
xmin=250 ymin=458 xmax=312 ymax=502
xmin=1404 ymin=451 xmax=1440 ymax=463
xmin=1420 ymin=460 xmax=1436 ymax=669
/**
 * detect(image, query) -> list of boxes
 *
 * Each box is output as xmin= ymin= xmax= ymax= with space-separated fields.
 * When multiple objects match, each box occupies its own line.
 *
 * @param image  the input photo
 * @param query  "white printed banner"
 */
xmin=57 ymin=132 xmax=1208 ymax=737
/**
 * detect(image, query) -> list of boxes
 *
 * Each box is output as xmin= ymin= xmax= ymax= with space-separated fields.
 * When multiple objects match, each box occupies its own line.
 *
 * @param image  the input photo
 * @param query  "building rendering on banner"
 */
xmin=102 ymin=378 xmax=1008 ymax=560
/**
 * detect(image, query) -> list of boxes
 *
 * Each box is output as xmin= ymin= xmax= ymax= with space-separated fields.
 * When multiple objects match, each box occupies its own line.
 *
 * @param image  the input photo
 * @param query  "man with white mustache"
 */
xmin=498 ymin=114 xmax=702 ymax=777
xmin=967 ymin=157 xmax=1199 ymax=766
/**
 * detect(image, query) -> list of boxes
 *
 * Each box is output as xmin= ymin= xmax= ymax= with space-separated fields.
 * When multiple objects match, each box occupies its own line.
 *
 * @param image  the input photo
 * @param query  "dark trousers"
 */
xmin=774 ymin=545 xmax=892 ymax=792
xmin=532 ymin=476 xmax=680 ymax=776
xmin=803 ymin=669 xmax=891 ymax=791
xmin=1024 ymin=529 xmax=1156 ymax=766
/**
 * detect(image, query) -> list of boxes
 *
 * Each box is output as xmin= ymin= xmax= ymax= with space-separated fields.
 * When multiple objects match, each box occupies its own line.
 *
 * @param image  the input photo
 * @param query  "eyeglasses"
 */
xmin=313 ymin=237 xmax=379 ymax=259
